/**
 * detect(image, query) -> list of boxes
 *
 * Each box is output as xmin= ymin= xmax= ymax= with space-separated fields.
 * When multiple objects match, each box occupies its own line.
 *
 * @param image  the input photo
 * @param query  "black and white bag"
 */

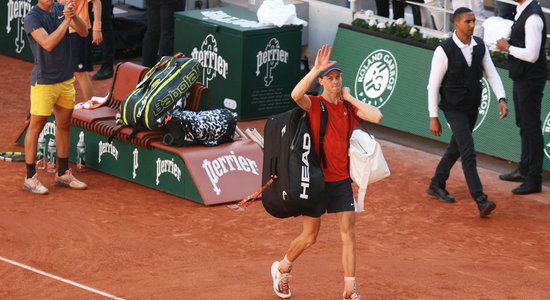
xmin=161 ymin=108 xmax=237 ymax=147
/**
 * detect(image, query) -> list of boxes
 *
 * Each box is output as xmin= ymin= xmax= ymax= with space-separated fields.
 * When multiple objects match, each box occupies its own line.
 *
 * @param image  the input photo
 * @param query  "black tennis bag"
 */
xmin=120 ymin=53 xmax=201 ymax=135
xmin=261 ymin=107 xmax=327 ymax=218
xmin=161 ymin=108 xmax=237 ymax=147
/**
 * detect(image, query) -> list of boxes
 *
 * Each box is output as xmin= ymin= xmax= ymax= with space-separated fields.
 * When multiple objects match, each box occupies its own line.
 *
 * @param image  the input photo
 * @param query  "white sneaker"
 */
xmin=23 ymin=174 xmax=49 ymax=195
xmin=55 ymin=169 xmax=87 ymax=190
xmin=271 ymin=261 xmax=291 ymax=298
xmin=343 ymin=292 xmax=361 ymax=300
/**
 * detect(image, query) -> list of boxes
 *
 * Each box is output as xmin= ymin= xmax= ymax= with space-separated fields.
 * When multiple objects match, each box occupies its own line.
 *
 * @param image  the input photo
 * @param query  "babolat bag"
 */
xmin=119 ymin=53 xmax=201 ymax=138
xmin=261 ymin=104 xmax=328 ymax=218
xmin=161 ymin=108 xmax=237 ymax=147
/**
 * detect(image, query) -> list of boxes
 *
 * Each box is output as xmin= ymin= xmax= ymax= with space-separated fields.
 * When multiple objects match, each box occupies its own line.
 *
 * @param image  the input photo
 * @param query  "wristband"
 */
xmin=498 ymin=97 xmax=508 ymax=104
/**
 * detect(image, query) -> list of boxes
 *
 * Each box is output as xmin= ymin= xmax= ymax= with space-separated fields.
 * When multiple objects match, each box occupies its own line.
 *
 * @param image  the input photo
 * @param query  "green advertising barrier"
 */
xmin=66 ymin=128 xmax=202 ymax=203
xmin=15 ymin=118 xmax=202 ymax=203
xmin=331 ymin=24 xmax=550 ymax=171
xmin=1 ymin=0 xmax=36 ymax=61
xmin=16 ymin=118 xmax=264 ymax=205
xmin=174 ymin=7 xmax=302 ymax=120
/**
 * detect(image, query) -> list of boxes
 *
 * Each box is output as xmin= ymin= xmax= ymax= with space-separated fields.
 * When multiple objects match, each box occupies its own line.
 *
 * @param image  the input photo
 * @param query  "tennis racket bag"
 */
xmin=119 ymin=53 xmax=201 ymax=136
xmin=261 ymin=106 xmax=327 ymax=218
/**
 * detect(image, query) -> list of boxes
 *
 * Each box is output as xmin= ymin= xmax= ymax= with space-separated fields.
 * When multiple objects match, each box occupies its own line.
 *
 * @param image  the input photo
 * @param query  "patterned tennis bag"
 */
xmin=118 ymin=53 xmax=201 ymax=138
xmin=161 ymin=108 xmax=237 ymax=147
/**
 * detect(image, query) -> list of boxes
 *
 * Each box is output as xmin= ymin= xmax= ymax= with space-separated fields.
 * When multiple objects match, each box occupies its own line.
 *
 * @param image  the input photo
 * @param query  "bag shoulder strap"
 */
xmin=319 ymin=101 xmax=328 ymax=168
xmin=108 ymin=125 xmax=125 ymax=143
xmin=343 ymin=101 xmax=355 ymax=174
xmin=343 ymin=101 xmax=354 ymax=139
xmin=319 ymin=100 xmax=355 ymax=168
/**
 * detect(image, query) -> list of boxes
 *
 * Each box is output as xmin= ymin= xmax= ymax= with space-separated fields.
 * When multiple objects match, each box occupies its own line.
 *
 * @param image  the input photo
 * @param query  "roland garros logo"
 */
xmin=354 ymin=49 xmax=398 ymax=108
xmin=191 ymin=34 xmax=228 ymax=88
xmin=544 ymin=110 xmax=550 ymax=160
xmin=474 ymin=78 xmax=491 ymax=131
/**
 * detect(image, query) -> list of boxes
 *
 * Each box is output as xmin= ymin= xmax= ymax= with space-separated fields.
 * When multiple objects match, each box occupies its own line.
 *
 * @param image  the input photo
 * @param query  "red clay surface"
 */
xmin=1 ymin=54 xmax=549 ymax=299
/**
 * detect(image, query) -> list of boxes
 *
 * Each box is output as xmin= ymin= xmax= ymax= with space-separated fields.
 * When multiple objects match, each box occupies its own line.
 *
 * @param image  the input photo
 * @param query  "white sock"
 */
xmin=279 ymin=255 xmax=293 ymax=273
xmin=344 ymin=277 xmax=356 ymax=294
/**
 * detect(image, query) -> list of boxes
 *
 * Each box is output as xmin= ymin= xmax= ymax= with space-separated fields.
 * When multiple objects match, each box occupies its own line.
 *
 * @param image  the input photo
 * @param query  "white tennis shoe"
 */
xmin=271 ymin=261 xmax=291 ymax=298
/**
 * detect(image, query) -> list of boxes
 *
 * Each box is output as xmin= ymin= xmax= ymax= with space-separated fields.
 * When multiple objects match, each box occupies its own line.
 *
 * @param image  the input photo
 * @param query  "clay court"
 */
xmin=1 ymin=54 xmax=549 ymax=299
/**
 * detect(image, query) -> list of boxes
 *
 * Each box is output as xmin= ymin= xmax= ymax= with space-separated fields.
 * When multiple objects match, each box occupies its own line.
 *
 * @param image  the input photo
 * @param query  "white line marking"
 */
xmin=0 ymin=256 xmax=125 ymax=300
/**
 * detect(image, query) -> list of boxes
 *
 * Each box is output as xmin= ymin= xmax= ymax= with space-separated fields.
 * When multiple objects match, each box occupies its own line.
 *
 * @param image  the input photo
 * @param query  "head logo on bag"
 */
xmin=300 ymin=133 xmax=311 ymax=199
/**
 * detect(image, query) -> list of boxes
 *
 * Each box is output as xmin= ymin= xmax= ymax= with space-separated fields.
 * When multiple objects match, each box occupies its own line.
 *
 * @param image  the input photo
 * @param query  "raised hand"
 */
xmin=314 ymin=44 xmax=337 ymax=74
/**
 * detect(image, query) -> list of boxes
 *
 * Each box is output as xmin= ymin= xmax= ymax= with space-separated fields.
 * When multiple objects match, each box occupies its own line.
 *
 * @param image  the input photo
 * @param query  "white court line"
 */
xmin=0 ymin=256 xmax=125 ymax=300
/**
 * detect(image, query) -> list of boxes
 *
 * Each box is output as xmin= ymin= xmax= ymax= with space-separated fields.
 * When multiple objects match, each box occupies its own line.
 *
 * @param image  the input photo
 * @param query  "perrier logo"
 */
xmin=256 ymin=38 xmax=288 ymax=87
xmin=5 ymin=0 xmax=32 ymax=54
xmin=191 ymin=34 xmax=228 ymax=88
xmin=354 ymin=49 xmax=398 ymax=108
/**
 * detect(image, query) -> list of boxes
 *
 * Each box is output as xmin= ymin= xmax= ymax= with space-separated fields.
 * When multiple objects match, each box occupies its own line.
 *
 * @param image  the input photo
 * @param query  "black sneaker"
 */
xmin=499 ymin=168 xmax=526 ymax=182
xmin=426 ymin=185 xmax=456 ymax=203
xmin=476 ymin=195 xmax=496 ymax=218
xmin=511 ymin=182 xmax=541 ymax=195
xmin=92 ymin=65 xmax=114 ymax=80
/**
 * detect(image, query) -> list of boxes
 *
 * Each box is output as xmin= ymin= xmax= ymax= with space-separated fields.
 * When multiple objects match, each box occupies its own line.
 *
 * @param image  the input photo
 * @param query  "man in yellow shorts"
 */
xmin=23 ymin=0 xmax=89 ymax=194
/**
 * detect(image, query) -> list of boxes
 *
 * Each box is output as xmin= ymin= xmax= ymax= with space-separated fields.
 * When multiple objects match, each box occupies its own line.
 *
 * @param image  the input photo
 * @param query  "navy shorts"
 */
xmin=69 ymin=32 xmax=93 ymax=72
xmin=302 ymin=178 xmax=355 ymax=218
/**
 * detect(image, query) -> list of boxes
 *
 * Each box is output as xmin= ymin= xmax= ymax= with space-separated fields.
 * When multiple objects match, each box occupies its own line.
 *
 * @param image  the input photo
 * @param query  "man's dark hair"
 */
xmin=453 ymin=7 xmax=473 ymax=22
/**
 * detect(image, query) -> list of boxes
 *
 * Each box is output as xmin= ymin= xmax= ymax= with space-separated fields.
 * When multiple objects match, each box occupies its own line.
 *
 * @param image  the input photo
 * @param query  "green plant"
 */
xmin=351 ymin=18 xmax=508 ymax=65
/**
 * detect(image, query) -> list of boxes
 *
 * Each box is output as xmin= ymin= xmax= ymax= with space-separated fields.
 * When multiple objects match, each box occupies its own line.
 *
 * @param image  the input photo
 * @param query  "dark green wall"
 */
xmin=332 ymin=25 xmax=550 ymax=171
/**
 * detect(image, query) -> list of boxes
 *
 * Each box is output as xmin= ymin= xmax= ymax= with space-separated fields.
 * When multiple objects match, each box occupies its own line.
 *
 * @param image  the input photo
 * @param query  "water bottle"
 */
xmin=76 ymin=132 xmax=86 ymax=172
xmin=36 ymin=135 xmax=47 ymax=170
xmin=47 ymin=138 xmax=57 ymax=173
